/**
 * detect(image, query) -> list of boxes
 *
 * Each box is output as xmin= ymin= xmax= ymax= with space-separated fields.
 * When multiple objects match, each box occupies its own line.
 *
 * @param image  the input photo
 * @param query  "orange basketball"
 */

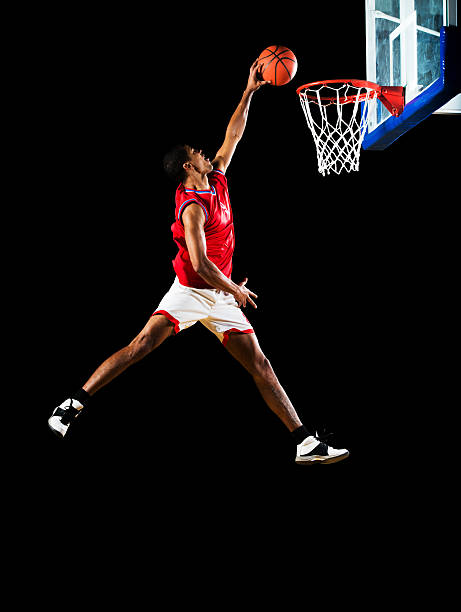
xmin=257 ymin=45 xmax=298 ymax=86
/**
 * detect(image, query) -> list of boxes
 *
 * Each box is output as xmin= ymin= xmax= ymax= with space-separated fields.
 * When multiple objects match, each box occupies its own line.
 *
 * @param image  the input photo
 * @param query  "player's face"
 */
xmin=187 ymin=147 xmax=213 ymax=174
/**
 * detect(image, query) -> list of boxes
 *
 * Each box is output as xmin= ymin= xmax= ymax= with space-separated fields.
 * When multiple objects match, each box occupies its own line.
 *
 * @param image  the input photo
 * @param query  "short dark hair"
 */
xmin=163 ymin=144 xmax=191 ymax=182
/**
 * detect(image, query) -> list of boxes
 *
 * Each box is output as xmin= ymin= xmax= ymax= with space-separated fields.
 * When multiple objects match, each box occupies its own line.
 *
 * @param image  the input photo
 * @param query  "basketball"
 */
xmin=257 ymin=45 xmax=298 ymax=86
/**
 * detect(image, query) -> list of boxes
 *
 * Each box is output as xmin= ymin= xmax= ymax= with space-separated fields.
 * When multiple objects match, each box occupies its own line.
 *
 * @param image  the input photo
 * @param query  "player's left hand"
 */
xmin=234 ymin=278 xmax=258 ymax=309
xmin=246 ymin=59 xmax=271 ymax=92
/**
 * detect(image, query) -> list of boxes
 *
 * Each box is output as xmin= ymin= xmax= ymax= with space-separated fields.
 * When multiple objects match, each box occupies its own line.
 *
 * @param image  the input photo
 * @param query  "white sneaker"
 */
xmin=48 ymin=398 xmax=83 ymax=438
xmin=295 ymin=435 xmax=349 ymax=465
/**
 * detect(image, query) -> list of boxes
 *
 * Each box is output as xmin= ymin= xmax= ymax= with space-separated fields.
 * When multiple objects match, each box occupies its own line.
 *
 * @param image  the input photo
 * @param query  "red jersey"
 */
xmin=171 ymin=169 xmax=235 ymax=289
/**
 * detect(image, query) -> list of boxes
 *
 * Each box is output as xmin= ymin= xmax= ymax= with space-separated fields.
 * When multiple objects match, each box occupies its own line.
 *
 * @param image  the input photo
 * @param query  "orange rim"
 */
xmin=297 ymin=79 xmax=381 ymax=104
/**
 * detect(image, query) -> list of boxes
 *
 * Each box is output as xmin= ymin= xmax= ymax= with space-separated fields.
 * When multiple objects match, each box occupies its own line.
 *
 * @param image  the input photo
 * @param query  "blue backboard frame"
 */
xmin=362 ymin=25 xmax=460 ymax=150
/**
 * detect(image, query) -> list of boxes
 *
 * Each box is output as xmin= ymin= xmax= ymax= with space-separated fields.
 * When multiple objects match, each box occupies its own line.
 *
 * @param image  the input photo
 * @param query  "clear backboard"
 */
xmin=363 ymin=0 xmax=460 ymax=150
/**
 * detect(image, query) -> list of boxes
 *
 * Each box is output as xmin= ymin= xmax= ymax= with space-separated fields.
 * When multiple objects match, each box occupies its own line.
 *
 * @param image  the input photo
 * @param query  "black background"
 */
xmin=23 ymin=4 xmax=458 ymax=557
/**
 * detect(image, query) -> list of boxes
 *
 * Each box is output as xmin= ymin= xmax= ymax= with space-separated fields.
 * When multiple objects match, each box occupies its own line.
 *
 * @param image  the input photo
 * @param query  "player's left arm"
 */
xmin=212 ymin=60 xmax=270 ymax=174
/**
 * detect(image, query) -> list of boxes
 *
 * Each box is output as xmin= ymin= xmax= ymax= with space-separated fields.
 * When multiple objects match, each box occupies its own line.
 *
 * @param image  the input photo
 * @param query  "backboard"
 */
xmin=363 ymin=0 xmax=460 ymax=150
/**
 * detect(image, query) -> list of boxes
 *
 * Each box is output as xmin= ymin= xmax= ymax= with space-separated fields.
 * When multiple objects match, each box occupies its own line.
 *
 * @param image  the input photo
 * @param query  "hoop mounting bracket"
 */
xmin=377 ymin=86 xmax=405 ymax=117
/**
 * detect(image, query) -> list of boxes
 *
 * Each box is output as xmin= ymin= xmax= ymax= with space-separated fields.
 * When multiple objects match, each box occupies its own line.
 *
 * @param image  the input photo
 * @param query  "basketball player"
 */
xmin=49 ymin=60 xmax=349 ymax=465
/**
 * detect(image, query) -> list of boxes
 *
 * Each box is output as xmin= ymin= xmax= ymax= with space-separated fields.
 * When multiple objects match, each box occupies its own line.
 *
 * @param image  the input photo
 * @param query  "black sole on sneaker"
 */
xmin=295 ymin=451 xmax=349 ymax=465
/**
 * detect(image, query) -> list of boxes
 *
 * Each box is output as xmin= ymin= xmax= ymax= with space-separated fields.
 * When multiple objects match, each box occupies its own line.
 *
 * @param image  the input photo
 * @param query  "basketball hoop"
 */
xmin=297 ymin=79 xmax=405 ymax=176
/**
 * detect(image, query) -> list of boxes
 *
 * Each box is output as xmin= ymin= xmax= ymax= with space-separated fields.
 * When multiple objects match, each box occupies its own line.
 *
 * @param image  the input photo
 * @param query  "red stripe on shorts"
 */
xmin=222 ymin=328 xmax=254 ymax=347
xmin=152 ymin=310 xmax=180 ymax=334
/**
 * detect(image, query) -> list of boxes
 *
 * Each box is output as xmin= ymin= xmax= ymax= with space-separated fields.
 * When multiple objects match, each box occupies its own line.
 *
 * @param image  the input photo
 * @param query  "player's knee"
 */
xmin=128 ymin=318 xmax=174 ymax=361
xmin=251 ymin=354 xmax=273 ymax=381
xmin=128 ymin=334 xmax=155 ymax=360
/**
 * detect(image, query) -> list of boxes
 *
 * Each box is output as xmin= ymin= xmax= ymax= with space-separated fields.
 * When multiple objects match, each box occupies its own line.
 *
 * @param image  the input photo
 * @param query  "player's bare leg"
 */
xmin=82 ymin=314 xmax=175 ymax=396
xmin=224 ymin=332 xmax=303 ymax=432
xmin=48 ymin=314 xmax=175 ymax=437
xmin=224 ymin=331 xmax=349 ymax=464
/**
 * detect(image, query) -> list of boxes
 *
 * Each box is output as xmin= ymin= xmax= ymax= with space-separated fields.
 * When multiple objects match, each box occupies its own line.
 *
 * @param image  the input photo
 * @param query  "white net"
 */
xmin=298 ymin=82 xmax=378 ymax=176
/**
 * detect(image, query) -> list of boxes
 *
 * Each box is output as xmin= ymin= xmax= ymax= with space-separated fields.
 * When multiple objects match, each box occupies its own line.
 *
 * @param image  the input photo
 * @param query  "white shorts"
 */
xmin=152 ymin=277 xmax=254 ymax=346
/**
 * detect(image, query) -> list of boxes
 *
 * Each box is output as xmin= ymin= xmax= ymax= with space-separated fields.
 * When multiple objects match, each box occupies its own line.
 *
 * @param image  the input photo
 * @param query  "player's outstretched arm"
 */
xmin=212 ymin=60 xmax=270 ymax=174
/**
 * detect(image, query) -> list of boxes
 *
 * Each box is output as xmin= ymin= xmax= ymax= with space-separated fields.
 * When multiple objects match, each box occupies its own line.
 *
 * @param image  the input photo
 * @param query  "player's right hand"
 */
xmin=247 ymin=60 xmax=271 ymax=91
xmin=234 ymin=278 xmax=258 ymax=309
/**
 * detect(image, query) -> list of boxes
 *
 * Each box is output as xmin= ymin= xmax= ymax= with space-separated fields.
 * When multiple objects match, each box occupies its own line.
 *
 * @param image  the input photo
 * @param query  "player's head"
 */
xmin=163 ymin=144 xmax=213 ymax=182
